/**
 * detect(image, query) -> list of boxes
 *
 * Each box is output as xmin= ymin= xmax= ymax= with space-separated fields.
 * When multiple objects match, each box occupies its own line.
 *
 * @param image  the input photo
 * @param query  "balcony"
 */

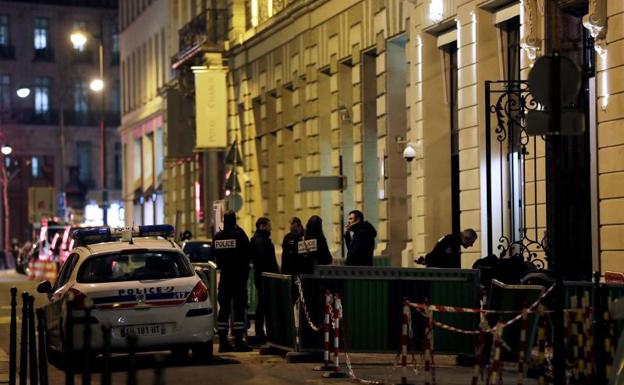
xmin=0 ymin=108 xmax=120 ymax=126
xmin=172 ymin=8 xmax=228 ymax=68
xmin=0 ymin=44 xmax=15 ymax=59
xmin=33 ymin=47 xmax=54 ymax=62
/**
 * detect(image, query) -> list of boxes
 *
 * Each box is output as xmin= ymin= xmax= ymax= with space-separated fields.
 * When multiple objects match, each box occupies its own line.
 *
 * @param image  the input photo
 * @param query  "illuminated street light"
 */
xmin=90 ymin=78 xmax=104 ymax=92
xmin=70 ymin=31 xmax=88 ymax=49
xmin=16 ymin=88 xmax=30 ymax=98
xmin=1 ymin=144 xmax=13 ymax=156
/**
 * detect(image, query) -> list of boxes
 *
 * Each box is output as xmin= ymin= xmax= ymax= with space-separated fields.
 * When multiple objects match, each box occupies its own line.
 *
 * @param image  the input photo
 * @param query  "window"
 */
xmin=76 ymin=141 xmax=92 ymax=185
xmin=31 ymin=156 xmax=41 ymax=178
xmin=114 ymin=142 xmax=122 ymax=189
xmin=0 ymin=15 xmax=9 ymax=45
xmin=0 ymin=74 xmax=10 ymax=110
xmin=112 ymin=24 xmax=119 ymax=54
xmin=77 ymin=252 xmax=194 ymax=283
xmin=74 ymin=79 xmax=89 ymax=113
xmin=34 ymin=17 xmax=49 ymax=49
xmin=111 ymin=80 xmax=120 ymax=112
xmin=34 ymin=77 xmax=50 ymax=114
xmin=446 ymin=42 xmax=460 ymax=235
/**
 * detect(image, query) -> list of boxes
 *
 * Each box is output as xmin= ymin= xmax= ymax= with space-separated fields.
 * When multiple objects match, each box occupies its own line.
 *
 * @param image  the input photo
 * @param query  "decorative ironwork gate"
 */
xmin=484 ymin=80 xmax=549 ymax=269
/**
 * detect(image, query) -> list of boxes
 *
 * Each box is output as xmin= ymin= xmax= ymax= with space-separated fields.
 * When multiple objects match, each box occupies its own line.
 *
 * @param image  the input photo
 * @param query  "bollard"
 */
xmin=314 ymin=291 xmax=335 ymax=371
xmin=82 ymin=298 xmax=94 ymax=385
xmin=126 ymin=333 xmax=138 ymax=385
xmin=28 ymin=296 xmax=38 ymax=385
xmin=10 ymin=288 xmax=18 ymax=385
xmin=101 ymin=325 xmax=111 ymax=385
xmin=536 ymin=305 xmax=547 ymax=385
xmin=516 ymin=307 xmax=528 ymax=385
xmin=323 ymin=294 xmax=348 ymax=379
xmin=65 ymin=293 xmax=75 ymax=385
xmin=20 ymin=292 xmax=29 ymax=385
xmin=36 ymin=309 xmax=49 ymax=385
xmin=396 ymin=300 xmax=413 ymax=385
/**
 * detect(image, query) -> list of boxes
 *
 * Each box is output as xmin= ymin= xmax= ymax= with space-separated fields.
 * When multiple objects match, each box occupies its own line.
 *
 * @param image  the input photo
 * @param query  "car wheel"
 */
xmin=191 ymin=341 xmax=213 ymax=363
xmin=170 ymin=347 xmax=189 ymax=362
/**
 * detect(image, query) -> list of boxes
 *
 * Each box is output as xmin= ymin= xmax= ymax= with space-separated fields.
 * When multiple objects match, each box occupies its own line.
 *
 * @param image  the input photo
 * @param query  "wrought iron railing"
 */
xmin=485 ymin=80 xmax=549 ymax=269
xmin=178 ymin=8 xmax=229 ymax=55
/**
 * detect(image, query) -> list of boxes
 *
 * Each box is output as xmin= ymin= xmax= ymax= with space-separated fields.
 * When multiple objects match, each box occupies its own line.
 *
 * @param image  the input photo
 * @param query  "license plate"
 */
xmin=116 ymin=323 xmax=171 ymax=337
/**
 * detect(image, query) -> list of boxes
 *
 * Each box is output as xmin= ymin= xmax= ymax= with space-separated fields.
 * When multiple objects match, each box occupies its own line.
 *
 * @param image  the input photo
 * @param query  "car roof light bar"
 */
xmin=72 ymin=225 xmax=175 ymax=245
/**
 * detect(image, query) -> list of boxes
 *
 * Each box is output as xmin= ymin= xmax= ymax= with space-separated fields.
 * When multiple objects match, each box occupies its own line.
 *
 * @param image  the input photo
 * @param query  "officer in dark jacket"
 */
xmin=280 ymin=217 xmax=304 ymax=275
xmin=424 ymin=228 xmax=478 ymax=268
xmin=343 ymin=210 xmax=377 ymax=266
xmin=296 ymin=215 xmax=333 ymax=274
xmin=250 ymin=217 xmax=278 ymax=344
xmin=211 ymin=210 xmax=252 ymax=352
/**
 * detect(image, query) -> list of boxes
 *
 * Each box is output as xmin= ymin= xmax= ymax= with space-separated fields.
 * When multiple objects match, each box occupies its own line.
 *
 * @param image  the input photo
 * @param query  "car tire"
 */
xmin=170 ymin=347 xmax=189 ymax=362
xmin=191 ymin=341 xmax=213 ymax=364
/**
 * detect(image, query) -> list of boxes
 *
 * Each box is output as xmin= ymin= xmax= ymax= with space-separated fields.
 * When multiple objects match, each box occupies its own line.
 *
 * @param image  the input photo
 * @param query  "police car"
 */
xmin=36 ymin=225 xmax=214 ymax=363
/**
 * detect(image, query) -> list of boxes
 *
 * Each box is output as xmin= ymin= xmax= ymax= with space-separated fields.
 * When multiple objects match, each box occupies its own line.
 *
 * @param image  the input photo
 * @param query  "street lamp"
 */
xmin=16 ymin=88 xmax=30 ymax=99
xmin=90 ymin=78 xmax=104 ymax=92
xmin=1 ymin=144 xmax=12 ymax=156
xmin=0 ymin=144 xmax=12 ymax=253
xmin=70 ymin=31 xmax=87 ymax=49
xmin=70 ymin=27 xmax=108 ymax=225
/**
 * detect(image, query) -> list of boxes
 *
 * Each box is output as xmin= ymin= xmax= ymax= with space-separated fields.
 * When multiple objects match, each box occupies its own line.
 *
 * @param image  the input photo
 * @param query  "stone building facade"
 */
xmin=220 ymin=0 xmax=622 ymax=274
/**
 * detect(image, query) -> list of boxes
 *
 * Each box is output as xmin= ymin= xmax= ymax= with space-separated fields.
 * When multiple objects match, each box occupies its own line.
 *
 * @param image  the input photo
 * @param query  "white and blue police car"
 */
xmin=37 ymin=225 xmax=214 ymax=363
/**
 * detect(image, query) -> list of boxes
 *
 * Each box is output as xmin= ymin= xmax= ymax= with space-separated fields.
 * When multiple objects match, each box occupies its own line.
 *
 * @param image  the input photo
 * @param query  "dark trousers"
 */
xmin=254 ymin=282 xmax=266 ymax=337
xmin=217 ymin=279 xmax=247 ymax=334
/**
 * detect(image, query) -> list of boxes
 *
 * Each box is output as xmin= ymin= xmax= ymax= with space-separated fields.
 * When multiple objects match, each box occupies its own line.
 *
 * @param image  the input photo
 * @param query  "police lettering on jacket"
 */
xmin=214 ymin=239 xmax=237 ymax=249
xmin=297 ymin=239 xmax=317 ymax=254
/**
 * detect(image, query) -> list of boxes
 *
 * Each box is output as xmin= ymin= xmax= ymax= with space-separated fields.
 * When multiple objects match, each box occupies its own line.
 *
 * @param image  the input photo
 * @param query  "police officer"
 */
xmin=211 ymin=210 xmax=252 ymax=352
xmin=250 ymin=217 xmax=278 ymax=344
xmin=422 ymin=228 xmax=478 ymax=268
xmin=280 ymin=217 xmax=304 ymax=275
xmin=297 ymin=215 xmax=332 ymax=274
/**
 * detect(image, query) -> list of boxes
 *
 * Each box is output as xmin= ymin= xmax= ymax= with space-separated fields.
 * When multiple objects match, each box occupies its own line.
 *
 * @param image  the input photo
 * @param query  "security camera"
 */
xmin=403 ymin=144 xmax=417 ymax=162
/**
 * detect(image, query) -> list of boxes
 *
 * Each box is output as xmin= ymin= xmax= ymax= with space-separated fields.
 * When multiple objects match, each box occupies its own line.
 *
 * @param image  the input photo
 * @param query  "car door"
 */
xmin=45 ymin=253 xmax=79 ymax=350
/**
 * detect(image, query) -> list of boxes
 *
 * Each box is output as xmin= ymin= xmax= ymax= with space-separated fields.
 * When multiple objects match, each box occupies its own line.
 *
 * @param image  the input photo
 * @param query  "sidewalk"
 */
xmin=299 ymin=352 xmax=539 ymax=385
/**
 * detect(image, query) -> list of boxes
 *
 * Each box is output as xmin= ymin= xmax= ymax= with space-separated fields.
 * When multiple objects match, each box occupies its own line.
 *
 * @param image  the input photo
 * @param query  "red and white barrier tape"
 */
xmin=407 ymin=283 xmax=556 ymax=315
xmin=413 ymin=283 xmax=556 ymax=335
xmin=294 ymin=275 xmax=321 ymax=332
xmin=323 ymin=291 xmax=333 ymax=368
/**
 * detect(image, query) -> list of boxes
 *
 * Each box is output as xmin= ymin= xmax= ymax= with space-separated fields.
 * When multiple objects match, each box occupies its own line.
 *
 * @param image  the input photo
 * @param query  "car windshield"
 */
xmin=78 ymin=251 xmax=194 ymax=283
xmin=183 ymin=242 xmax=212 ymax=262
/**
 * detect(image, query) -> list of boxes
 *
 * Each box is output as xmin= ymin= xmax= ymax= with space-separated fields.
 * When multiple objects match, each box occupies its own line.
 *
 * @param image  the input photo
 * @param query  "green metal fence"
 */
xmin=263 ymin=266 xmax=481 ymax=354
xmin=263 ymin=272 xmax=296 ymax=350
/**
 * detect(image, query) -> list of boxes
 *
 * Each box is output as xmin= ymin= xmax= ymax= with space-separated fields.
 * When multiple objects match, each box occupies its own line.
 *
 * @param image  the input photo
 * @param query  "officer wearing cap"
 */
xmin=211 ymin=210 xmax=252 ymax=352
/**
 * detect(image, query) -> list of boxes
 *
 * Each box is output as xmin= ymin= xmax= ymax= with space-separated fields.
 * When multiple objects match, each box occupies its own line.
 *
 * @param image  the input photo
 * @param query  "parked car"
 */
xmin=37 ymin=225 xmax=214 ymax=366
xmin=182 ymin=239 xmax=212 ymax=263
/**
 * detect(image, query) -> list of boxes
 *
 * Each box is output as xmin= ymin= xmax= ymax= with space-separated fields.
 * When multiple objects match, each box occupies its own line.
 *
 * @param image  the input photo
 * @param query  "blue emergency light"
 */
xmin=72 ymin=225 xmax=175 ymax=244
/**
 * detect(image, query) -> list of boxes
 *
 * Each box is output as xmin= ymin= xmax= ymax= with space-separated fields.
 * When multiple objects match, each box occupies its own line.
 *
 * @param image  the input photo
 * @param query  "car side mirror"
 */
xmin=36 ymin=280 xmax=53 ymax=294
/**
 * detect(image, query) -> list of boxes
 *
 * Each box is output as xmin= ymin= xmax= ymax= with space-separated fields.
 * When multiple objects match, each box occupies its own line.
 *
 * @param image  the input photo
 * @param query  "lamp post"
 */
xmin=70 ymin=25 xmax=108 ymax=225
xmin=0 ymin=144 xmax=12 ymax=253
